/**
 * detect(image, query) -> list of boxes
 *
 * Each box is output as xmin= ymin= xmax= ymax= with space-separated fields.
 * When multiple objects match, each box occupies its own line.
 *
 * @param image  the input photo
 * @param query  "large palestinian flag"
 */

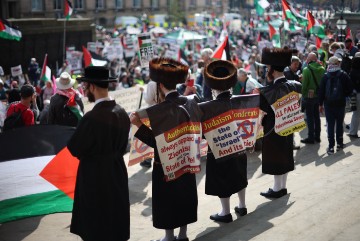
xmin=0 ymin=125 xmax=78 ymax=223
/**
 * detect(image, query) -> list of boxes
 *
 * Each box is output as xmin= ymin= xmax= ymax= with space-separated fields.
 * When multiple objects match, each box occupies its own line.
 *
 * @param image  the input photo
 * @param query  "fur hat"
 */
xmin=204 ymin=60 xmax=237 ymax=91
xmin=149 ymin=58 xmax=189 ymax=85
xmin=261 ymin=47 xmax=292 ymax=71
xmin=76 ymin=66 xmax=117 ymax=84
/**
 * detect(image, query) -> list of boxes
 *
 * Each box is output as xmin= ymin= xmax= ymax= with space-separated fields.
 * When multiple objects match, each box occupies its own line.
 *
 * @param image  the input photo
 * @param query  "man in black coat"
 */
xmin=130 ymin=58 xmax=198 ymax=241
xmin=259 ymin=48 xmax=302 ymax=199
xmin=67 ymin=66 xmax=130 ymax=241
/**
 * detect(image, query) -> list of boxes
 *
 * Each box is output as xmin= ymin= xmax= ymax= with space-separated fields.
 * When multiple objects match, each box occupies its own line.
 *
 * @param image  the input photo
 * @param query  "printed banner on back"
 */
xmin=200 ymin=94 xmax=261 ymax=160
xmin=271 ymin=91 xmax=306 ymax=136
xmin=146 ymin=96 xmax=202 ymax=181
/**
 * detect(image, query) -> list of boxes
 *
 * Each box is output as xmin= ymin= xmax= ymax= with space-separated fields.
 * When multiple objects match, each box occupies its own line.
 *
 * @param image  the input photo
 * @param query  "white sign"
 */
xmin=138 ymin=33 xmax=154 ymax=68
xmin=11 ymin=65 xmax=22 ymax=77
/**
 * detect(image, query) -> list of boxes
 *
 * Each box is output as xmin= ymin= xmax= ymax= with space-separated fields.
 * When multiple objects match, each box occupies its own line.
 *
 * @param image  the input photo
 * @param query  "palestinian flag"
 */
xmin=254 ymin=0 xmax=270 ymax=16
xmin=316 ymin=37 xmax=322 ymax=49
xmin=306 ymin=11 xmax=326 ymax=39
xmin=346 ymin=28 xmax=353 ymax=41
xmin=67 ymin=94 xmax=83 ymax=120
xmin=82 ymin=45 xmax=107 ymax=68
xmin=211 ymin=35 xmax=231 ymax=61
xmin=0 ymin=125 xmax=78 ymax=223
xmin=40 ymin=54 xmax=51 ymax=82
xmin=0 ymin=19 xmax=22 ymax=41
xmin=268 ymin=23 xmax=281 ymax=48
xmin=64 ymin=0 xmax=73 ymax=20
xmin=281 ymin=0 xmax=308 ymax=26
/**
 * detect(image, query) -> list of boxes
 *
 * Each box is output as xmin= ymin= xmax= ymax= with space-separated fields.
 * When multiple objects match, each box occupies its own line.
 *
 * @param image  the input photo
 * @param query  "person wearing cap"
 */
xmin=200 ymin=60 xmax=248 ymax=223
xmin=259 ymin=47 xmax=302 ymax=199
xmin=300 ymin=52 xmax=325 ymax=144
xmin=6 ymin=84 xmax=36 ymax=127
xmin=28 ymin=58 xmax=39 ymax=87
xmin=48 ymin=72 xmax=84 ymax=127
xmin=233 ymin=68 xmax=263 ymax=95
xmin=344 ymin=38 xmax=358 ymax=57
xmin=318 ymin=56 xmax=354 ymax=155
xmin=130 ymin=58 xmax=197 ymax=241
xmin=67 ymin=66 xmax=131 ymax=241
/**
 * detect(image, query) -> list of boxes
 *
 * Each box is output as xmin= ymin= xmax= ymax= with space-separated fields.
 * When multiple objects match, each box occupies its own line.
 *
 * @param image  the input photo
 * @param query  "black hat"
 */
xmin=149 ymin=58 xmax=189 ymax=85
xmin=76 ymin=66 xmax=117 ymax=83
xmin=20 ymin=84 xmax=35 ymax=98
xmin=204 ymin=60 xmax=237 ymax=91
xmin=261 ymin=47 xmax=292 ymax=72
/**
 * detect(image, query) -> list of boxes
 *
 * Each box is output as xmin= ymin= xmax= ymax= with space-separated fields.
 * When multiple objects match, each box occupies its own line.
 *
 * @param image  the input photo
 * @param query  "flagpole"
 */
xmin=63 ymin=19 xmax=66 ymax=63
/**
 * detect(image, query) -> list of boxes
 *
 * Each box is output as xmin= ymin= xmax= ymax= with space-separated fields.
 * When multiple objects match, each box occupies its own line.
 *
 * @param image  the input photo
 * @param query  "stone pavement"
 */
xmin=1 ymin=113 xmax=360 ymax=241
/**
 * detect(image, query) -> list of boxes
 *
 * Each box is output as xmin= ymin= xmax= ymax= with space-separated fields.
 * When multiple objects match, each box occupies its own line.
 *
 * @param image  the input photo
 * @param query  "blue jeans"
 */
xmin=304 ymin=98 xmax=321 ymax=140
xmin=324 ymin=104 xmax=345 ymax=148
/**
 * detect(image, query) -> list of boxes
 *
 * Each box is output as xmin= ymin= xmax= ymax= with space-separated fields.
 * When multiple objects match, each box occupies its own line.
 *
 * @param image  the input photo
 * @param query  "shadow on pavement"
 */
xmin=0 ymin=215 xmax=43 ymax=241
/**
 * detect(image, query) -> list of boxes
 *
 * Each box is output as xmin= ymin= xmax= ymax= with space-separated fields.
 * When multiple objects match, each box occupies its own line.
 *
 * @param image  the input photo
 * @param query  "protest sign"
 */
xmin=66 ymin=49 xmax=82 ymax=73
xmin=11 ymin=65 xmax=22 ymax=76
xmin=128 ymin=114 xmax=154 ymax=166
xmin=82 ymin=85 xmax=143 ymax=113
xmin=146 ymin=97 xmax=202 ymax=181
xmin=271 ymin=91 xmax=306 ymax=136
xmin=164 ymin=44 xmax=180 ymax=60
xmin=137 ymin=33 xmax=154 ymax=68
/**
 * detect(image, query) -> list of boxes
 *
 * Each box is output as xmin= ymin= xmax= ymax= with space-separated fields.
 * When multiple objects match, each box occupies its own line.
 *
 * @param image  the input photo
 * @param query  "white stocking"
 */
xmin=281 ymin=173 xmax=288 ymax=189
xmin=273 ymin=175 xmax=282 ymax=192
xmin=237 ymin=188 xmax=246 ymax=208
xmin=177 ymin=225 xmax=187 ymax=239
xmin=219 ymin=197 xmax=230 ymax=216
xmin=160 ymin=229 xmax=174 ymax=241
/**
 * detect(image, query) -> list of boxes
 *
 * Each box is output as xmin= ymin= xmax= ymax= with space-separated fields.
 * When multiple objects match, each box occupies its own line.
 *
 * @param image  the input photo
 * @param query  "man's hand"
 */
xmin=129 ymin=112 xmax=143 ymax=128
xmin=319 ymin=105 xmax=324 ymax=114
xmin=184 ymin=86 xmax=196 ymax=96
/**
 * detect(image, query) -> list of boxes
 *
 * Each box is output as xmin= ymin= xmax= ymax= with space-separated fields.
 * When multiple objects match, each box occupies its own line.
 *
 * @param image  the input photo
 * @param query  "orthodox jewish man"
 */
xmin=130 ymin=58 xmax=198 ymax=241
xmin=67 ymin=66 xmax=131 ymax=241
xmin=259 ymin=48 xmax=302 ymax=198
xmin=200 ymin=60 xmax=248 ymax=223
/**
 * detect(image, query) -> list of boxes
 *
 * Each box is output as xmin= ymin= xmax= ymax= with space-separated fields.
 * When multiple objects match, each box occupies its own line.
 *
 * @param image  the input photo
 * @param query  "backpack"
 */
xmin=3 ymin=106 xmax=26 ymax=131
xmin=325 ymin=71 xmax=344 ymax=105
xmin=340 ymin=53 xmax=352 ymax=74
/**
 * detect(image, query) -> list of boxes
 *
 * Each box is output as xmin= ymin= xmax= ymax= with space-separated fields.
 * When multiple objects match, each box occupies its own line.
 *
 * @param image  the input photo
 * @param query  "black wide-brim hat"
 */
xmin=261 ymin=47 xmax=292 ymax=71
xmin=76 ymin=66 xmax=117 ymax=83
xmin=149 ymin=58 xmax=189 ymax=85
xmin=204 ymin=60 xmax=237 ymax=91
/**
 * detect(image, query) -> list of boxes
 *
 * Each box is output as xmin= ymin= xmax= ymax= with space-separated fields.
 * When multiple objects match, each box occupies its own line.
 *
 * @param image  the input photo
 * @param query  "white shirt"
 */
xmin=273 ymin=75 xmax=285 ymax=84
xmin=143 ymin=80 xmax=157 ymax=106
xmin=95 ymin=96 xmax=111 ymax=106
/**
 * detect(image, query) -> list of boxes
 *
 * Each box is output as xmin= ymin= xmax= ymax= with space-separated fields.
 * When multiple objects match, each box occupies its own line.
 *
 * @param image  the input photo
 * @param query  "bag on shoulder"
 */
xmin=325 ymin=71 xmax=344 ymax=105
xmin=3 ymin=106 xmax=26 ymax=131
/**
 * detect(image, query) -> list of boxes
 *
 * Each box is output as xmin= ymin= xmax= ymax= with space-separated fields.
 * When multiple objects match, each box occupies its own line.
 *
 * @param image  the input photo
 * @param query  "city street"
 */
xmin=1 ymin=112 xmax=360 ymax=241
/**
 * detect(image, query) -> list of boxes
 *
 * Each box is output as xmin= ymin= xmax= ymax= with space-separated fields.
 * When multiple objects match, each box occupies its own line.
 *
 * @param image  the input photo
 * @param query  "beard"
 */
xmin=156 ymin=83 xmax=165 ymax=103
xmin=266 ymin=66 xmax=275 ymax=83
xmin=87 ymin=90 xmax=95 ymax=103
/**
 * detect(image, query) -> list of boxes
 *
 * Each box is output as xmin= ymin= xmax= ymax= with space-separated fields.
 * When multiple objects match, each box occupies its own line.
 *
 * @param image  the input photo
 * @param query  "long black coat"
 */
xmin=67 ymin=100 xmax=130 ymax=241
xmin=135 ymin=92 xmax=198 ymax=230
xmin=260 ymin=78 xmax=301 ymax=175
xmin=200 ymin=91 xmax=248 ymax=198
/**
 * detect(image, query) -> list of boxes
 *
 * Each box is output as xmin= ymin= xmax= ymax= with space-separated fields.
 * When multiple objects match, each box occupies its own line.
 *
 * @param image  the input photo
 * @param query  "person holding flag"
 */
xmin=130 ymin=58 xmax=198 ymax=241
xmin=68 ymin=66 xmax=131 ymax=241
xmin=259 ymin=47 xmax=302 ymax=198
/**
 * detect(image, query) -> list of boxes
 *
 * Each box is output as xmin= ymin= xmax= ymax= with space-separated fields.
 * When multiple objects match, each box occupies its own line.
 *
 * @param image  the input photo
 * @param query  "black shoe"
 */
xmin=315 ymin=137 xmax=321 ymax=143
xmin=281 ymin=188 xmax=288 ymax=195
xmin=336 ymin=144 xmax=345 ymax=151
xmin=174 ymin=237 xmax=189 ymax=241
xmin=260 ymin=188 xmax=286 ymax=198
xmin=345 ymin=124 xmax=350 ymax=130
xmin=300 ymin=138 xmax=315 ymax=144
xmin=210 ymin=213 xmax=233 ymax=223
xmin=327 ymin=147 xmax=334 ymax=155
xmin=348 ymin=134 xmax=360 ymax=138
xmin=140 ymin=159 xmax=152 ymax=168
xmin=234 ymin=207 xmax=247 ymax=216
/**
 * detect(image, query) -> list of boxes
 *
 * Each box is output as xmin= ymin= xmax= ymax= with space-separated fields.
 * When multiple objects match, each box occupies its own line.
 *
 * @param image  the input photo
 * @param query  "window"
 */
xmin=151 ymin=0 xmax=158 ymax=8
xmin=96 ymin=0 xmax=104 ymax=9
xmin=133 ymin=0 xmax=141 ymax=8
xmin=115 ymin=0 xmax=123 ymax=9
xmin=53 ymin=0 xmax=62 ymax=10
xmin=32 ymin=0 xmax=43 ymax=11
xmin=189 ymin=0 xmax=196 ymax=7
xmin=205 ymin=0 xmax=211 ymax=6
xmin=216 ymin=0 xmax=221 ymax=7
xmin=73 ymin=0 xmax=84 ymax=9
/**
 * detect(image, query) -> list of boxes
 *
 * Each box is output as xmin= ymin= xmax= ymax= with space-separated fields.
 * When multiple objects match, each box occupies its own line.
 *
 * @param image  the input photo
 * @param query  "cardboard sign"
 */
xmin=137 ymin=33 xmax=154 ymax=68
xmin=11 ymin=65 xmax=22 ymax=77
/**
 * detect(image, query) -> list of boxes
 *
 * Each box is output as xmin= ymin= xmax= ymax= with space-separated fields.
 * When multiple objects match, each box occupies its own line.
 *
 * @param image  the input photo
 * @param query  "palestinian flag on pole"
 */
xmin=306 ymin=11 xmax=326 ymax=39
xmin=82 ymin=45 xmax=107 ymax=68
xmin=211 ymin=35 xmax=231 ymax=61
xmin=281 ymin=0 xmax=308 ymax=26
xmin=0 ymin=19 xmax=22 ymax=41
xmin=40 ymin=54 xmax=51 ymax=82
xmin=0 ymin=125 xmax=79 ymax=223
xmin=254 ymin=0 xmax=270 ymax=16
xmin=64 ymin=0 xmax=73 ymax=20
xmin=269 ymin=23 xmax=281 ymax=48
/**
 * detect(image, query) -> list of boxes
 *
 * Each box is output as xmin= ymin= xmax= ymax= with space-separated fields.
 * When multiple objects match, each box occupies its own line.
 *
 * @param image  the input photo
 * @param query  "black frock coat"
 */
xmin=67 ymin=100 xmax=130 ymax=241
xmin=200 ymin=91 xmax=248 ymax=198
xmin=260 ymin=78 xmax=301 ymax=175
xmin=135 ymin=92 xmax=198 ymax=230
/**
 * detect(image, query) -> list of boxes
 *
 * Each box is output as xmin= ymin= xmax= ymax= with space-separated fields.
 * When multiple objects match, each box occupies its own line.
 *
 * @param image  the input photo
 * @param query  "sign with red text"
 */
xmin=271 ymin=91 xmax=306 ymax=136
xmin=128 ymin=117 xmax=154 ymax=166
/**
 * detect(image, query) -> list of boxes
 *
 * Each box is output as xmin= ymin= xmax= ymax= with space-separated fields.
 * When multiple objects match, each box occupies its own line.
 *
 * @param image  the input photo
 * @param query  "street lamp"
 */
xmin=336 ymin=16 xmax=347 ymax=42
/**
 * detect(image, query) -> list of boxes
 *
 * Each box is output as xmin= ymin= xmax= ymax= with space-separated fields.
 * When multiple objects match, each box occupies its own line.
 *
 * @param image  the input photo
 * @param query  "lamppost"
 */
xmin=336 ymin=0 xmax=347 ymax=42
